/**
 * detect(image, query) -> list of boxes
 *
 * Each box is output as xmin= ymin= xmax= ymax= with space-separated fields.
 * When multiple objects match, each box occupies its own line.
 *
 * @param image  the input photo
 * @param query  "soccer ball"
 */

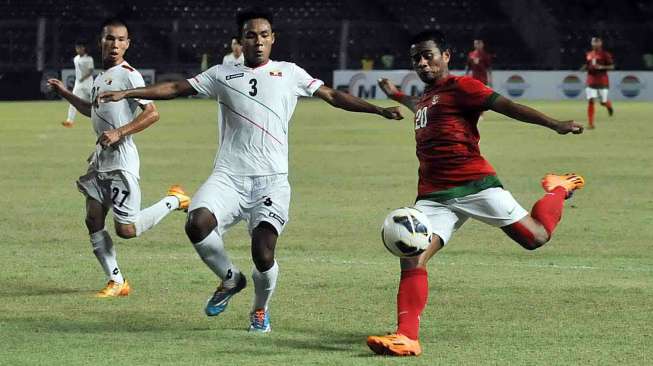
xmin=381 ymin=207 xmax=433 ymax=257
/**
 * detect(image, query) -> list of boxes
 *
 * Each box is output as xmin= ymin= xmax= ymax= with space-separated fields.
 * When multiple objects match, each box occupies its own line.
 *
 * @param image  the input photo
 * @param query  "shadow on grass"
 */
xmin=271 ymin=326 xmax=372 ymax=356
xmin=0 ymin=281 xmax=90 ymax=297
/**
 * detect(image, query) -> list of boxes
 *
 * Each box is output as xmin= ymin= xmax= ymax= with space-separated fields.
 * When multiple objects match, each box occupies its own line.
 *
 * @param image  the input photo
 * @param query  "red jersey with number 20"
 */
xmin=414 ymin=75 xmax=500 ymax=195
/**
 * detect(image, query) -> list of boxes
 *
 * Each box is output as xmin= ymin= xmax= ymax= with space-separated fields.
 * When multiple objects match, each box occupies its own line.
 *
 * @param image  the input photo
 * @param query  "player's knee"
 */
xmin=185 ymin=208 xmax=217 ymax=243
xmin=115 ymin=223 xmax=136 ymax=239
xmin=521 ymin=231 xmax=549 ymax=251
xmin=85 ymin=215 xmax=104 ymax=234
xmin=504 ymin=222 xmax=549 ymax=251
xmin=251 ymin=222 xmax=278 ymax=271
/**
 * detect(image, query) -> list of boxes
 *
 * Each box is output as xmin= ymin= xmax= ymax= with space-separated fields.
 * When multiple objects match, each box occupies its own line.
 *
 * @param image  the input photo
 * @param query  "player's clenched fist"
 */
xmin=380 ymin=106 xmax=403 ymax=120
xmin=47 ymin=79 xmax=67 ymax=94
xmin=377 ymin=78 xmax=401 ymax=97
xmin=97 ymin=129 xmax=123 ymax=148
xmin=554 ymin=121 xmax=584 ymax=135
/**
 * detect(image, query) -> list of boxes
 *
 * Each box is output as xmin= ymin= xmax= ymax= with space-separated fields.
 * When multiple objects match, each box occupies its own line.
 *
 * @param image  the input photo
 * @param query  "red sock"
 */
xmin=531 ymin=186 xmax=567 ymax=237
xmin=587 ymin=101 xmax=595 ymax=126
xmin=396 ymin=268 xmax=428 ymax=340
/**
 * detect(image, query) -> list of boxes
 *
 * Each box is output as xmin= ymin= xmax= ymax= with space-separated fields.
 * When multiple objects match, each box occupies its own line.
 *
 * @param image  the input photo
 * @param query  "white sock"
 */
xmin=192 ymin=231 xmax=241 ymax=288
xmin=134 ymin=196 xmax=179 ymax=236
xmin=67 ymin=104 xmax=76 ymax=122
xmin=252 ymin=261 xmax=279 ymax=311
xmin=90 ymin=230 xmax=124 ymax=284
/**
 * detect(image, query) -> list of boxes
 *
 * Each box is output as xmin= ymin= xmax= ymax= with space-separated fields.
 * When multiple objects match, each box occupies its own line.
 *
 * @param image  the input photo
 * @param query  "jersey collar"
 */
xmin=243 ymin=59 xmax=271 ymax=71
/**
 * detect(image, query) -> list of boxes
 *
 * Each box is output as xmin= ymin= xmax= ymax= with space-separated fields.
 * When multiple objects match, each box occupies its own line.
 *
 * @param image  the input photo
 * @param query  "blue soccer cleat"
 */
xmin=248 ymin=308 xmax=271 ymax=333
xmin=204 ymin=274 xmax=246 ymax=317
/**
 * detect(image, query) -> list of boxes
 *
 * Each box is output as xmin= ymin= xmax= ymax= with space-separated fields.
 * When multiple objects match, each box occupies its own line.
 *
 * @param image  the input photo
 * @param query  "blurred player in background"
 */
xmin=465 ymin=39 xmax=492 ymax=86
xmin=222 ymin=36 xmax=244 ymax=66
xmin=369 ymin=30 xmax=585 ymax=356
xmin=99 ymin=9 xmax=402 ymax=333
xmin=61 ymin=41 xmax=94 ymax=128
xmin=582 ymin=36 xmax=614 ymax=129
xmin=48 ymin=18 xmax=190 ymax=298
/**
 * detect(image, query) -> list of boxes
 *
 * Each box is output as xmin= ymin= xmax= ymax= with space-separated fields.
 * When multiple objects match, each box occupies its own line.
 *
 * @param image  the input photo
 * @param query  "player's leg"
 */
xmin=367 ymin=201 xmax=464 ymax=356
xmin=598 ymin=88 xmax=613 ymax=116
xmin=114 ymin=184 xmax=190 ymax=239
xmin=62 ymin=83 xmax=82 ymax=127
xmin=585 ymin=87 xmax=597 ymax=129
xmin=249 ymin=222 xmax=279 ymax=333
xmin=77 ymin=170 xmax=130 ymax=297
xmin=246 ymin=175 xmax=291 ymax=333
xmin=502 ymin=174 xmax=585 ymax=249
xmin=185 ymin=173 xmax=245 ymax=316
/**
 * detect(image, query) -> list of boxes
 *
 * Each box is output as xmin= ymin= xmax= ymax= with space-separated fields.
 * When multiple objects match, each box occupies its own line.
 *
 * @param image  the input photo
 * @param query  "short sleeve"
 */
xmin=457 ymin=76 xmax=499 ymax=111
xmin=127 ymin=70 xmax=152 ymax=106
xmin=291 ymin=63 xmax=324 ymax=97
xmin=187 ymin=65 xmax=220 ymax=98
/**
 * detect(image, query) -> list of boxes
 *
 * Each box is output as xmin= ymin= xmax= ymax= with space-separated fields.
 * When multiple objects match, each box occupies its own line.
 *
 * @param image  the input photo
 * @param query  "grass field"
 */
xmin=1 ymin=98 xmax=651 ymax=365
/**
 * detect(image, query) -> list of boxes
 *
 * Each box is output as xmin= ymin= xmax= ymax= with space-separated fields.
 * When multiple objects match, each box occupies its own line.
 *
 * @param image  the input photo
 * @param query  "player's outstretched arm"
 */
xmin=377 ymin=78 xmax=419 ymax=113
xmin=97 ymin=103 xmax=160 ymax=148
xmin=490 ymin=95 xmax=584 ymax=135
xmin=98 ymin=80 xmax=197 ymax=103
xmin=47 ymin=79 xmax=92 ymax=117
xmin=314 ymin=85 xmax=403 ymax=120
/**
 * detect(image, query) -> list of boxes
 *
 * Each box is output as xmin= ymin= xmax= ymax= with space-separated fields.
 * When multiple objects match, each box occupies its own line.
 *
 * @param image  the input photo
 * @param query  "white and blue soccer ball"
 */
xmin=381 ymin=207 xmax=433 ymax=257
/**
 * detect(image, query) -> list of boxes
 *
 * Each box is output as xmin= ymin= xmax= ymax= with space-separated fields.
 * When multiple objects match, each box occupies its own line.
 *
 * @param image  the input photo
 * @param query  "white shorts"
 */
xmin=72 ymin=82 xmax=92 ymax=102
xmin=585 ymin=87 xmax=609 ymax=103
xmin=189 ymin=171 xmax=291 ymax=236
xmin=76 ymin=168 xmax=141 ymax=224
xmin=414 ymin=187 xmax=528 ymax=245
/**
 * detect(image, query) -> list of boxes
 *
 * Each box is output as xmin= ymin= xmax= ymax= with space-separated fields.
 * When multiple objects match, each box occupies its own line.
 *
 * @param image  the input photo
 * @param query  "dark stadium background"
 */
xmin=2 ymin=0 xmax=652 ymax=99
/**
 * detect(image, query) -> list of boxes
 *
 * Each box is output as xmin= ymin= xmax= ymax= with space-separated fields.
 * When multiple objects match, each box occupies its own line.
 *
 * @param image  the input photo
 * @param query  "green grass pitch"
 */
xmin=1 ymin=98 xmax=651 ymax=365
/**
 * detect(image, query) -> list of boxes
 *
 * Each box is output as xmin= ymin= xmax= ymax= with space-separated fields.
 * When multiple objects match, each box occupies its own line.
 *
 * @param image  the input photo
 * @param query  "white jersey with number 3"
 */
xmin=90 ymin=61 xmax=152 ymax=178
xmin=188 ymin=60 xmax=324 ymax=176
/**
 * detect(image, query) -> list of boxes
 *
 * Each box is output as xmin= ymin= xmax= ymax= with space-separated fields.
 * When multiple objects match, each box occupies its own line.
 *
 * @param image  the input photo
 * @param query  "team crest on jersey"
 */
xmin=431 ymin=95 xmax=440 ymax=105
xmin=226 ymin=72 xmax=244 ymax=80
xmin=104 ymin=78 xmax=113 ymax=85
xmin=269 ymin=71 xmax=283 ymax=77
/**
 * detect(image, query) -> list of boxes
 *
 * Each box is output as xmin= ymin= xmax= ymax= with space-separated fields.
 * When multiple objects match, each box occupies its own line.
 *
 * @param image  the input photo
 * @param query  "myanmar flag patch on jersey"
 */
xmin=269 ymin=71 xmax=283 ymax=77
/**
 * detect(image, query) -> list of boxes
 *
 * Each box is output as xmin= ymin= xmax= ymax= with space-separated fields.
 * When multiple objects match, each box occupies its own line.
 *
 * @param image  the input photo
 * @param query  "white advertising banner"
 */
xmin=61 ymin=69 xmax=156 ymax=89
xmin=333 ymin=70 xmax=653 ymax=101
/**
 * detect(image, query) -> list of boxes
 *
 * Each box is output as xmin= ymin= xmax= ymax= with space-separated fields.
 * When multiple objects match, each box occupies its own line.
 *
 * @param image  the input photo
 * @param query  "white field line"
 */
xmin=219 ymin=255 xmax=653 ymax=274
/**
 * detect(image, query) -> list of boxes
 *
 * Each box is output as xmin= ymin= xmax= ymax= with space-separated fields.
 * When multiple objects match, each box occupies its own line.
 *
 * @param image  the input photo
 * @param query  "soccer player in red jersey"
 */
xmin=582 ymin=36 xmax=615 ymax=129
xmin=465 ymin=39 xmax=492 ymax=85
xmin=367 ymin=30 xmax=586 ymax=356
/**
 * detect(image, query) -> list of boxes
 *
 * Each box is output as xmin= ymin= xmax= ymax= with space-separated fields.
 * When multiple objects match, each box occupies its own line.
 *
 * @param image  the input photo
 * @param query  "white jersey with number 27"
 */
xmin=188 ymin=60 xmax=324 ymax=176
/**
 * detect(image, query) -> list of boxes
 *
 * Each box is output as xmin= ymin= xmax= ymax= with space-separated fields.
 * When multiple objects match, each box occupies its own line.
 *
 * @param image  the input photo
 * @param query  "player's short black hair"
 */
xmin=410 ymin=30 xmax=450 ymax=52
xmin=236 ymin=8 xmax=274 ymax=33
xmin=100 ymin=17 xmax=130 ymax=36
xmin=74 ymin=40 xmax=87 ymax=47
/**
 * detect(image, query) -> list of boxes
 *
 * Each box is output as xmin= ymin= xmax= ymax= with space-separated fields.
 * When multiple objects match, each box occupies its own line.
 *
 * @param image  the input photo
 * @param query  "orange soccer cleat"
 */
xmin=541 ymin=173 xmax=585 ymax=198
xmin=95 ymin=280 xmax=131 ymax=298
xmin=167 ymin=185 xmax=190 ymax=211
xmin=366 ymin=333 xmax=422 ymax=356
xmin=61 ymin=120 xmax=75 ymax=128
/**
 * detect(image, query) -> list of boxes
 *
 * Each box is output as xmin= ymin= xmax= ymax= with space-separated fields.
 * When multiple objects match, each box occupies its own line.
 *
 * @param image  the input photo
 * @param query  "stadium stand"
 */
xmin=2 ymin=0 xmax=652 ymax=82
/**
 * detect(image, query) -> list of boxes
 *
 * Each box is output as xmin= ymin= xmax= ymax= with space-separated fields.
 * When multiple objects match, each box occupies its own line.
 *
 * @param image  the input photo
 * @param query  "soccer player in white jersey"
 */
xmin=99 ymin=9 xmax=403 ymax=332
xmin=222 ymin=36 xmax=244 ymax=66
xmin=47 ymin=18 xmax=191 ymax=298
xmin=62 ymin=42 xmax=95 ymax=128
